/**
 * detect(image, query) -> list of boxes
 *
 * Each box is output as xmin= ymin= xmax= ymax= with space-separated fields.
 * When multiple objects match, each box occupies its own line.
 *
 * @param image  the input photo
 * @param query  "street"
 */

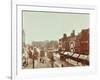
xmin=23 ymin=51 xmax=74 ymax=69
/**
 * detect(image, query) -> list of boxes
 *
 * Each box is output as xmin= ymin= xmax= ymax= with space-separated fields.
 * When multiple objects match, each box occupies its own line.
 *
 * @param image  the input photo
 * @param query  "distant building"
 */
xmin=22 ymin=30 xmax=25 ymax=53
xmin=22 ymin=29 xmax=25 ymax=45
xmin=59 ymin=33 xmax=68 ymax=51
xmin=22 ymin=29 xmax=25 ymax=44
xmin=58 ymin=28 xmax=89 ymax=54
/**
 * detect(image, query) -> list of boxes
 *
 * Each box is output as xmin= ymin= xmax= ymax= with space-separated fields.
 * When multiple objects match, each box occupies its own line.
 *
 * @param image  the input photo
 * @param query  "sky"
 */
xmin=23 ymin=11 xmax=89 ymax=44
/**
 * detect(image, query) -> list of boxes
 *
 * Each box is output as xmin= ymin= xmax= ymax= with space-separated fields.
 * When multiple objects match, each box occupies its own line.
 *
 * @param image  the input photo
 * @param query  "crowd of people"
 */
xmin=22 ymin=45 xmax=46 ymax=68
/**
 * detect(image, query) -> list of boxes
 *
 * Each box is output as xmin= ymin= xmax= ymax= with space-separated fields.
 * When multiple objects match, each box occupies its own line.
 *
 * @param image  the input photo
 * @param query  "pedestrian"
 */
xmin=51 ymin=54 xmax=54 ymax=68
xmin=40 ymin=48 xmax=45 ymax=64
xmin=61 ymin=64 xmax=64 ymax=67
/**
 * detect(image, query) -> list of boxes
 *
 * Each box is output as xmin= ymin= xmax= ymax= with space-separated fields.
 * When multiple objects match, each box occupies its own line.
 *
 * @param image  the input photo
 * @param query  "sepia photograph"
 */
xmin=22 ymin=10 xmax=89 ymax=69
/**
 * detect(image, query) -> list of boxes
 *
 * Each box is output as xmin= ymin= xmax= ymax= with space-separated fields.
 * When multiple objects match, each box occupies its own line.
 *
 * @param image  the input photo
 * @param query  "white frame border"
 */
xmin=12 ymin=2 xmax=97 ymax=80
